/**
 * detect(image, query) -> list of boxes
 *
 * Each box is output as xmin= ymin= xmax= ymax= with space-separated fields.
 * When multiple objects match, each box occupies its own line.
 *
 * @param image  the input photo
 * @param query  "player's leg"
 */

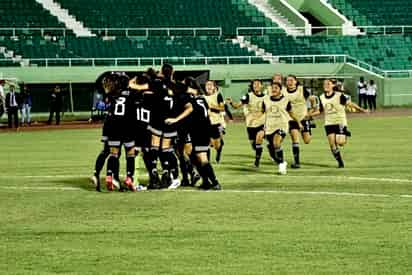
xmin=91 ymin=140 xmax=110 ymax=191
xmin=160 ymin=136 xmax=180 ymax=189
xmin=196 ymin=150 xmax=221 ymax=191
xmin=124 ymin=141 xmax=137 ymax=191
xmin=146 ymin=133 xmax=161 ymax=189
xmin=254 ymin=128 xmax=265 ymax=167
xmin=106 ymin=143 xmax=121 ymax=191
xmin=301 ymin=120 xmax=312 ymax=144
xmin=325 ymin=125 xmax=346 ymax=168
xmin=290 ymin=128 xmax=301 ymax=168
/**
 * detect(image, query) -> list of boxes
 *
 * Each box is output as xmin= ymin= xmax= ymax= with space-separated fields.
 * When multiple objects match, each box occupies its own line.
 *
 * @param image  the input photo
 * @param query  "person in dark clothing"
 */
xmin=20 ymin=85 xmax=33 ymax=126
xmin=5 ymin=84 xmax=21 ymax=129
xmin=47 ymin=85 xmax=63 ymax=125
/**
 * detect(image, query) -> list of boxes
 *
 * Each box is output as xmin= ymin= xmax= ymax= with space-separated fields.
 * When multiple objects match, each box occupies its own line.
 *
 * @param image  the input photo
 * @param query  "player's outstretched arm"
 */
xmin=226 ymin=97 xmax=243 ymax=109
xmin=288 ymin=111 xmax=304 ymax=130
xmin=347 ymin=101 xmax=369 ymax=113
xmin=165 ymin=102 xmax=194 ymax=125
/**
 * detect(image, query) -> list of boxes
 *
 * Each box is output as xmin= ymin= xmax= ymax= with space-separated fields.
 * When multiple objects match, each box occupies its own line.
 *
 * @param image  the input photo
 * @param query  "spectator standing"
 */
xmin=20 ymin=85 xmax=32 ymax=126
xmin=357 ymin=77 xmax=368 ymax=109
xmin=5 ymin=84 xmax=21 ymax=128
xmin=0 ymin=80 xmax=5 ymax=119
xmin=47 ymin=85 xmax=63 ymax=125
xmin=367 ymin=80 xmax=377 ymax=112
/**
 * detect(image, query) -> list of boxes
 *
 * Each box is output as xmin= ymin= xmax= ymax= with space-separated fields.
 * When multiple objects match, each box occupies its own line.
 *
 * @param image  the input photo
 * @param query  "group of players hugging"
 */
xmin=90 ymin=64 xmax=368 ymax=192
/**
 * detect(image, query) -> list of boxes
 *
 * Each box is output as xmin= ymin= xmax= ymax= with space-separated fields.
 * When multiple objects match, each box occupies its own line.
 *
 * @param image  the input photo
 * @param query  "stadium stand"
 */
xmin=328 ymin=0 xmax=412 ymax=26
xmin=54 ymin=0 xmax=278 ymax=35
xmin=0 ymin=0 xmax=64 ymax=28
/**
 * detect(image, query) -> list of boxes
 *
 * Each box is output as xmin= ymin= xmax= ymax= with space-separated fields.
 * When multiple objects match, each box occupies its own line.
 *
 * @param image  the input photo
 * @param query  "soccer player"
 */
xmin=263 ymin=82 xmax=302 ymax=174
xmin=90 ymin=77 xmax=111 ymax=192
xmin=309 ymin=79 xmax=368 ymax=168
xmin=144 ymin=64 xmax=182 ymax=189
xmin=104 ymin=72 xmax=141 ymax=192
xmin=204 ymin=80 xmax=225 ymax=164
xmin=283 ymin=75 xmax=318 ymax=168
xmin=227 ymin=79 xmax=265 ymax=167
xmin=166 ymin=77 xmax=221 ymax=190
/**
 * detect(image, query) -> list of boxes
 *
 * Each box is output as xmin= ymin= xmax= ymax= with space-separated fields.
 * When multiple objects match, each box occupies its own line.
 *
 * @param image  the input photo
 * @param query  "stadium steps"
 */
xmin=34 ymin=0 xmax=94 ymax=37
xmin=321 ymin=0 xmax=362 ymax=35
xmin=232 ymin=36 xmax=275 ymax=63
xmin=246 ymin=0 xmax=306 ymax=36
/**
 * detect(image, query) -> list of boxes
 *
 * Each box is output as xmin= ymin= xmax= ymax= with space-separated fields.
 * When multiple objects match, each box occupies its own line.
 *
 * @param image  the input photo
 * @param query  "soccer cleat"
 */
xmin=198 ymin=182 xmax=211 ymax=190
xmin=124 ymin=176 xmax=137 ymax=192
xmin=136 ymin=184 xmax=148 ymax=191
xmin=168 ymin=178 xmax=181 ymax=190
xmin=338 ymin=162 xmax=345 ymax=168
xmin=291 ymin=163 xmax=300 ymax=169
xmin=210 ymin=182 xmax=222 ymax=191
xmin=148 ymin=170 xmax=161 ymax=189
xmin=278 ymin=161 xmax=287 ymax=175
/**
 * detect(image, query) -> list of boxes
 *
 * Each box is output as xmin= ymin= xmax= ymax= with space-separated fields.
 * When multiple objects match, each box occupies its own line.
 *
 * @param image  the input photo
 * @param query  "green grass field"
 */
xmin=1 ymin=114 xmax=412 ymax=274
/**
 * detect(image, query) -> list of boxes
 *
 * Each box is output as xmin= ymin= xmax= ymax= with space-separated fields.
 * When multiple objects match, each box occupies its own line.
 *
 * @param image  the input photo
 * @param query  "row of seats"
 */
xmin=55 ymin=0 xmax=277 ymax=35
xmin=328 ymin=0 xmax=412 ymax=26
xmin=0 ymin=36 xmax=257 ymax=62
xmin=0 ymin=0 xmax=64 ymax=27
xmin=250 ymin=34 xmax=412 ymax=70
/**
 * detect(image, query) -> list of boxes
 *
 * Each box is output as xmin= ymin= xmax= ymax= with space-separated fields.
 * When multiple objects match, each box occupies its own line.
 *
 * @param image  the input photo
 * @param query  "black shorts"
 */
xmin=135 ymin=127 xmax=151 ymax=150
xmin=191 ymin=125 xmax=211 ymax=153
xmin=325 ymin=124 xmax=349 ymax=136
xmin=266 ymin=129 xmax=287 ymax=143
xmin=210 ymin=123 xmax=224 ymax=139
xmin=247 ymin=125 xmax=264 ymax=141
xmin=176 ymin=129 xmax=192 ymax=145
xmin=289 ymin=119 xmax=312 ymax=134
xmin=106 ymin=120 xmax=135 ymax=148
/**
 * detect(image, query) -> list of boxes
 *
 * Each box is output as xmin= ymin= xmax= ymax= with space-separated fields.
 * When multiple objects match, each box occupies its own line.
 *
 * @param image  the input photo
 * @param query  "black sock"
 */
xmin=251 ymin=141 xmax=256 ymax=151
xmin=274 ymin=147 xmax=284 ymax=164
xmin=216 ymin=139 xmax=224 ymax=163
xmin=332 ymin=148 xmax=344 ymax=166
xmin=142 ymin=149 xmax=152 ymax=175
xmin=107 ymin=154 xmax=119 ymax=180
xmin=199 ymin=163 xmax=219 ymax=186
xmin=179 ymin=154 xmax=189 ymax=181
xmin=267 ymin=144 xmax=276 ymax=161
xmin=167 ymin=151 xmax=179 ymax=179
xmin=126 ymin=155 xmax=135 ymax=180
xmin=94 ymin=145 xmax=110 ymax=177
xmin=292 ymin=143 xmax=300 ymax=164
xmin=148 ymin=146 xmax=159 ymax=177
xmin=255 ymin=144 xmax=263 ymax=161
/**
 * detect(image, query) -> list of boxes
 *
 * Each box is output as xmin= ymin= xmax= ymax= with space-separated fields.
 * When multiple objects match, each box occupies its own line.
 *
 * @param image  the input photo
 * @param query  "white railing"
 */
xmin=236 ymin=25 xmax=412 ymax=36
xmin=0 ymin=27 xmax=222 ymax=37
xmin=1 ymin=54 xmax=411 ymax=78
xmin=90 ymin=27 xmax=222 ymax=37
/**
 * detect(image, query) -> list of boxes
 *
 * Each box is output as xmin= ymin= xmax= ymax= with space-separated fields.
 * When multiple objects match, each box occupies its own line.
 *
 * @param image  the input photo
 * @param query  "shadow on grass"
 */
xmin=56 ymin=177 xmax=97 ymax=191
xmin=300 ymin=162 xmax=336 ymax=168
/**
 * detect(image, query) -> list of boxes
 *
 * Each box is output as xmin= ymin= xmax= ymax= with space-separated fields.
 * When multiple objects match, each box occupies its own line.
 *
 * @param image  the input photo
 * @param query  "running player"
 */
xmin=204 ymin=80 xmax=225 ymax=164
xmin=227 ymin=79 xmax=265 ymax=167
xmin=263 ymin=82 xmax=302 ymax=174
xmin=309 ymin=79 xmax=368 ymax=168
xmin=283 ymin=75 xmax=318 ymax=168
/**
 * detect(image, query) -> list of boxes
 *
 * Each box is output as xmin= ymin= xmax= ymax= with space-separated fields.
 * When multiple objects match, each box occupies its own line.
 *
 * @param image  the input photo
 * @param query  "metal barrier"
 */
xmin=0 ymin=27 xmax=222 ymax=37
xmin=236 ymin=25 xmax=412 ymax=36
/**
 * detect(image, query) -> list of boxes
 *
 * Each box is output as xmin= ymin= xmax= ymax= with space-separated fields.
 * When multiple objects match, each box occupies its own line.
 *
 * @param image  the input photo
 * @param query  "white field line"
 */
xmin=0 ymin=185 xmax=411 ymax=199
xmin=1 ymin=174 xmax=412 ymax=183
